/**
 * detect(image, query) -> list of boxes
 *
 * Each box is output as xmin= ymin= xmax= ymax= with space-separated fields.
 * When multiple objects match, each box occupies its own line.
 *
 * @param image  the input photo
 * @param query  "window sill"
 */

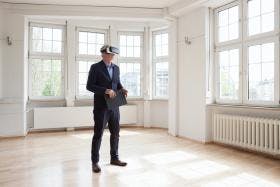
xmin=207 ymin=103 xmax=280 ymax=110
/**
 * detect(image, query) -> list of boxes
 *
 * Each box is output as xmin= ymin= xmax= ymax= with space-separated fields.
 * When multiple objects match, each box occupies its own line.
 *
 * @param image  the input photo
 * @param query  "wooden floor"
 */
xmin=0 ymin=127 xmax=280 ymax=187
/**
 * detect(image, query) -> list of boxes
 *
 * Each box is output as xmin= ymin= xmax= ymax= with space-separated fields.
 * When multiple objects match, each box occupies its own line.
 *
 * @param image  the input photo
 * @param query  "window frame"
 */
xmin=75 ymin=27 xmax=108 ymax=100
xmin=117 ymin=31 xmax=144 ymax=99
xmin=28 ymin=22 xmax=66 ymax=100
xmin=244 ymin=0 xmax=280 ymax=41
xmin=214 ymin=1 xmax=242 ymax=47
xmin=152 ymin=29 xmax=169 ymax=99
xmin=243 ymin=37 xmax=279 ymax=105
xmin=214 ymin=0 xmax=280 ymax=106
xmin=215 ymin=44 xmax=243 ymax=104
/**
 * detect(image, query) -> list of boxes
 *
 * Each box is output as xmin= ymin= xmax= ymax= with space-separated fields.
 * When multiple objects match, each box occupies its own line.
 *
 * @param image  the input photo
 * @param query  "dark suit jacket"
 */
xmin=86 ymin=60 xmax=123 ymax=109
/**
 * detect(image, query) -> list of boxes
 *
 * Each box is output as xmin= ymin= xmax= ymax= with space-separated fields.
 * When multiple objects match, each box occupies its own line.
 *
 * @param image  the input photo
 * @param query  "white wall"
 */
xmin=149 ymin=100 xmax=168 ymax=128
xmin=177 ymin=7 xmax=209 ymax=142
xmin=0 ymin=8 xmax=27 ymax=137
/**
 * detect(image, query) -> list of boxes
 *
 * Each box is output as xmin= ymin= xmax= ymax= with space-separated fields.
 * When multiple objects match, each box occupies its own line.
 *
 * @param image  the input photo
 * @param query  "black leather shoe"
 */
xmin=92 ymin=163 xmax=101 ymax=173
xmin=110 ymin=159 xmax=127 ymax=166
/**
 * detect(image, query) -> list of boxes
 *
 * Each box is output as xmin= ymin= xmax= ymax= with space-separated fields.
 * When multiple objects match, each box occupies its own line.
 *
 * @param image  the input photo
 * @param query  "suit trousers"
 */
xmin=91 ymin=108 xmax=120 ymax=164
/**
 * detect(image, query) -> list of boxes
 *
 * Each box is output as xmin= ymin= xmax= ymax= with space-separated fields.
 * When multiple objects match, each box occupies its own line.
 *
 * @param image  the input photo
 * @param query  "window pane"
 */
xmin=155 ymin=34 xmax=161 ymax=46
xmin=79 ymin=61 xmax=88 ymax=72
xmin=88 ymin=44 xmax=96 ymax=55
xmin=43 ymin=40 xmax=52 ymax=53
xmin=261 ymin=13 xmax=274 ymax=33
xmin=249 ymin=45 xmax=261 ymax=63
xmin=43 ymin=28 xmax=52 ymax=40
xmin=218 ymin=5 xmax=239 ymax=42
xmin=218 ymin=9 xmax=228 ymax=26
xmin=127 ymin=46 xmax=133 ymax=57
xmin=248 ymin=43 xmax=275 ymax=101
xmin=30 ymin=59 xmax=63 ymax=97
xmin=156 ymin=46 xmax=161 ymax=57
xmin=53 ymin=60 xmax=61 ymax=72
xmin=155 ymin=62 xmax=168 ymax=97
xmin=162 ymin=44 xmax=168 ymax=56
xmin=248 ymin=0 xmax=274 ymax=36
xmin=79 ymin=73 xmax=88 ymax=85
xmin=120 ymin=62 xmax=141 ymax=97
xmin=262 ymin=43 xmax=274 ymax=62
xmin=229 ymin=23 xmax=238 ymax=40
xmin=248 ymin=0 xmax=260 ymax=17
xmin=78 ymin=61 xmax=96 ymax=97
xmin=88 ymin=33 xmax=96 ymax=43
xmin=32 ymin=40 xmax=42 ymax=52
xmin=248 ymin=16 xmax=261 ymax=35
xmin=261 ymin=0 xmax=274 ymax=14
xmin=53 ymin=29 xmax=62 ymax=41
xmin=96 ymin=34 xmax=104 ymax=44
xmin=154 ymin=33 xmax=168 ymax=57
xmin=228 ymin=6 xmax=238 ymax=24
xmin=32 ymin=27 xmax=42 ymax=40
xmin=79 ymin=43 xmax=87 ymax=54
xmin=127 ymin=36 xmax=134 ymax=46
xmin=162 ymin=34 xmax=168 ymax=45
xmin=134 ymin=46 xmax=140 ymax=58
xmin=79 ymin=32 xmax=87 ymax=43
xmin=219 ymin=49 xmax=239 ymax=100
xmin=120 ymin=46 xmax=127 ymax=57
xmin=134 ymin=36 xmax=140 ymax=46
xmin=53 ymin=41 xmax=62 ymax=53
xmin=120 ymin=35 xmax=126 ymax=46
xmin=219 ymin=26 xmax=228 ymax=42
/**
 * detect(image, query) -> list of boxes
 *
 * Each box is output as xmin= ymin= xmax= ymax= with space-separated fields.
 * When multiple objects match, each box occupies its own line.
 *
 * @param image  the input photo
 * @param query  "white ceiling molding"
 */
xmin=0 ymin=0 xmax=182 ymax=9
xmin=168 ymin=0 xmax=235 ymax=16
xmin=0 ymin=2 xmax=166 ymax=21
xmin=168 ymin=0 xmax=210 ymax=16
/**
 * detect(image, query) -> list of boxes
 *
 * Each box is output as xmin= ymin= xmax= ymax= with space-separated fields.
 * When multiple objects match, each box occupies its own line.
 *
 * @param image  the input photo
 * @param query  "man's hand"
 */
xmin=121 ymin=88 xmax=128 ymax=97
xmin=105 ymin=89 xmax=116 ymax=98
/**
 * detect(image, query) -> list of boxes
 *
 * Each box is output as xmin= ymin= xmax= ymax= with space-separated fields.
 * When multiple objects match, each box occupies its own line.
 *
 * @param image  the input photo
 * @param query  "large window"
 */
xmin=153 ymin=31 xmax=169 ymax=98
xmin=215 ymin=0 xmax=279 ymax=105
xmin=118 ymin=32 xmax=143 ymax=97
xmin=29 ymin=23 xmax=65 ymax=99
xmin=247 ymin=0 xmax=275 ymax=36
xmin=76 ymin=28 xmax=107 ymax=98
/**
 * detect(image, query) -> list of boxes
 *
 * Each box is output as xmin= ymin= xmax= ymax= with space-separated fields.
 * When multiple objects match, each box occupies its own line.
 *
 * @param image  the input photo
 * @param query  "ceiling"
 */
xmin=0 ymin=0 xmax=184 ymax=8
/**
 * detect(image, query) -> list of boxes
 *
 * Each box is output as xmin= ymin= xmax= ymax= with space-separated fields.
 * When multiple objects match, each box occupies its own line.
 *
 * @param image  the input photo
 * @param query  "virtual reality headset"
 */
xmin=100 ymin=45 xmax=120 ymax=55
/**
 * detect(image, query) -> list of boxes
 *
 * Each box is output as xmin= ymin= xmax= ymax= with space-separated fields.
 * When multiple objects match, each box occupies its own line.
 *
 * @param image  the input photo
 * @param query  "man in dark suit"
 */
xmin=86 ymin=45 xmax=128 ymax=173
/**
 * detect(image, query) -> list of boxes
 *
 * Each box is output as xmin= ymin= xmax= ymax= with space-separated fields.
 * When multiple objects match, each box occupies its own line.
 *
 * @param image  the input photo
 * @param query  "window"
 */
xmin=217 ymin=5 xmax=239 ymax=42
xmin=214 ymin=1 xmax=279 ymax=105
xmin=247 ymin=0 xmax=275 ymax=36
xmin=29 ymin=23 xmax=65 ymax=99
xmin=248 ymin=42 xmax=275 ymax=101
xmin=118 ymin=32 xmax=143 ymax=97
xmin=153 ymin=31 xmax=169 ymax=98
xmin=217 ymin=48 xmax=240 ymax=101
xmin=76 ymin=28 xmax=107 ymax=98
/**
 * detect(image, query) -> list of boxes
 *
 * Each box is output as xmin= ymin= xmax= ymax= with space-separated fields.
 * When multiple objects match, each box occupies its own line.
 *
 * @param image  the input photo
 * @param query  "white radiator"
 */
xmin=213 ymin=113 xmax=280 ymax=155
xmin=34 ymin=105 xmax=137 ymax=129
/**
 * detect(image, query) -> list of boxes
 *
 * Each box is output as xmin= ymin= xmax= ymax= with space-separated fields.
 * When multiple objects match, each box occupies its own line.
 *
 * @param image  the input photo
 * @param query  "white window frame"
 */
xmin=152 ymin=30 xmax=169 ymax=99
xmin=214 ymin=0 xmax=280 ymax=106
xmin=75 ymin=27 xmax=108 ymax=100
xmin=215 ymin=44 xmax=243 ymax=104
xmin=214 ymin=1 xmax=242 ymax=47
xmin=243 ymin=0 xmax=280 ymax=41
xmin=28 ymin=22 xmax=66 ymax=100
xmin=117 ymin=31 xmax=144 ymax=99
xmin=243 ymin=37 xmax=279 ymax=105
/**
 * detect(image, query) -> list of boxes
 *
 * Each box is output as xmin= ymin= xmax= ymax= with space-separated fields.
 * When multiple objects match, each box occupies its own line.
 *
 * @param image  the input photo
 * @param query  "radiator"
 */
xmin=34 ymin=105 xmax=137 ymax=129
xmin=213 ymin=113 xmax=280 ymax=155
